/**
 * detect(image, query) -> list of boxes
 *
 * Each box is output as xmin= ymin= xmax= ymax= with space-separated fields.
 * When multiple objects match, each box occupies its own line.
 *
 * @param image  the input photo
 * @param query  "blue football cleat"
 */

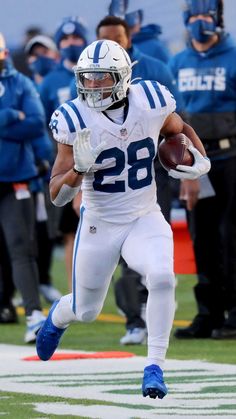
xmin=142 ymin=364 xmax=168 ymax=399
xmin=36 ymin=300 xmax=67 ymax=361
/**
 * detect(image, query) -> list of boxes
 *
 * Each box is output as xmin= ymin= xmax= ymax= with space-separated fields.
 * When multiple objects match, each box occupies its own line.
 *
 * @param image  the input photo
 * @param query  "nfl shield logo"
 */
xmin=89 ymin=226 xmax=97 ymax=234
xmin=120 ymin=128 xmax=127 ymax=137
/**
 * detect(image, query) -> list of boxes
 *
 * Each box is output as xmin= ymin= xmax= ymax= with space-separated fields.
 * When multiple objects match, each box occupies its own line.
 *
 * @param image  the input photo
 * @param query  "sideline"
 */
xmin=16 ymin=307 xmax=190 ymax=327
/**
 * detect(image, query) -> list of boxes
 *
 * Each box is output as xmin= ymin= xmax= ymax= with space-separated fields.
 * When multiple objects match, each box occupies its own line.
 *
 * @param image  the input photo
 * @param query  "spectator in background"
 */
xmin=0 ymin=32 xmax=46 ymax=342
xmin=108 ymin=0 xmax=170 ymax=63
xmin=23 ymin=34 xmax=62 ymax=304
xmin=170 ymin=0 xmax=236 ymax=339
xmin=39 ymin=17 xmax=88 ymax=290
xmin=25 ymin=34 xmax=60 ymax=85
xmin=39 ymin=16 xmax=88 ymax=123
xmin=125 ymin=9 xmax=171 ymax=64
xmin=95 ymin=15 xmax=182 ymax=345
xmin=11 ymin=26 xmax=42 ymax=76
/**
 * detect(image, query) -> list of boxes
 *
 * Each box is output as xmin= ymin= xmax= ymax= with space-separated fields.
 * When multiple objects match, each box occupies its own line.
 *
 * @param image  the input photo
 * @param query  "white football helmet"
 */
xmin=74 ymin=39 xmax=132 ymax=111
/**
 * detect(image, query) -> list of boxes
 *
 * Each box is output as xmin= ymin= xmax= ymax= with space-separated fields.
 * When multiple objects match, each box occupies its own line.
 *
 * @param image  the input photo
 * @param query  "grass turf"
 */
xmin=0 ymin=251 xmax=236 ymax=364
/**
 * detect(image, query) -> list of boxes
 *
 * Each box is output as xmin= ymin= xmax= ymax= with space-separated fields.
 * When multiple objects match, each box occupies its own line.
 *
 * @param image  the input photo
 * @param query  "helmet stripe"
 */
xmin=93 ymin=40 xmax=104 ymax=63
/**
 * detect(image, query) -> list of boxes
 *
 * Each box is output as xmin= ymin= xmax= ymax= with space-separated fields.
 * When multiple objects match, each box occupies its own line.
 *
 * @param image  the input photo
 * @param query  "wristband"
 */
xmin=73 ymin=167 xmax=85 ymax=176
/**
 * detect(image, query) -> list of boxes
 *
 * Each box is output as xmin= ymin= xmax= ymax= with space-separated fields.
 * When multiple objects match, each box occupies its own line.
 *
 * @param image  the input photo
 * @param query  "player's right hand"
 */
xmin=169 ymin=146 xmax=211 ymax=180
xmin=73 ymin=128 xmax=106 ymax=173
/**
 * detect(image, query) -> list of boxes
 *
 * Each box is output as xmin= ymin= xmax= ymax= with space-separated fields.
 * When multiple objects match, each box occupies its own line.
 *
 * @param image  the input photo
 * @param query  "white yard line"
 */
xmin=0 ymin=344 xmax=236 ymax=418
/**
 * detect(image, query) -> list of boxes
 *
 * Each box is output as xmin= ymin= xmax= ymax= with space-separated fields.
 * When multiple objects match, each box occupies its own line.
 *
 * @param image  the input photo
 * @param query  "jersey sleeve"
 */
xmin=134 ymin=80 xmax=176 ymax=117
xmin=49 ymin=100 xmax=87 ymax=145
xmin=152 ymin=81 xmax=176 ymax=115
xmin=49 ymin=107 xmax=74 ymax=145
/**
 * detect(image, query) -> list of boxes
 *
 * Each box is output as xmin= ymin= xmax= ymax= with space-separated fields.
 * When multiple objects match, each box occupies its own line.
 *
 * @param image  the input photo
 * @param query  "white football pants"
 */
xmin=52 ymin=207 xmax=176 ymax=368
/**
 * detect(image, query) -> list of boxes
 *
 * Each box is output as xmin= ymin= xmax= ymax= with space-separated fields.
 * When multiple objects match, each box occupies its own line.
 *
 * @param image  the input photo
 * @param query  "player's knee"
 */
xmin=146 ymin=271 xmax=176 ymax=291
xmin=75 ymin=308 xmax=100 ymax=322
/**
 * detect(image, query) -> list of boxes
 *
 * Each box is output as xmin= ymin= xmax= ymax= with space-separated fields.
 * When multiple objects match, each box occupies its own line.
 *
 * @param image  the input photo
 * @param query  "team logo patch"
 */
xmin=120 ymin=128 xmax=127 ymax=137
xmin=89 ymin=226 xmax=97 ymax=234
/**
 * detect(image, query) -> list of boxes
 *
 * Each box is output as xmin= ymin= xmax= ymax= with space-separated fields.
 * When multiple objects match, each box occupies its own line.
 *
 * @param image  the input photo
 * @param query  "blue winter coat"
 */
xmin=39 ymin=61 xmax=74 ymax=124
xmin=132 ymin=24 xmax=171 ymax=64
xmin=0 ymin=61 xmax=46 ymax=182
xmin=169 ymin=34 xmax=236 ymax=141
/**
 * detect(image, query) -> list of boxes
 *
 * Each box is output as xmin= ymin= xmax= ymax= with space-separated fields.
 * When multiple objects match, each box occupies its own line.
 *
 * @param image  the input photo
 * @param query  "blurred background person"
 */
xmin=25 ymin=34 xmax=60 ymax=85
xmin=125 ymin=9 xmax=171 ymax=63
xmin=39 ymin=17 xmax=88 ymax=290
xmin=0 ymin=32 xmax=46 ymax=342
xmin=11 ymin=25 xmax=42 ymax=77
xmin=25 ymin=34 xmax=62 ymax=303
xmin=170 ymin=0 xmax=236 ymax=339
xmin=108 ymin=0 xmax=170 ymax=62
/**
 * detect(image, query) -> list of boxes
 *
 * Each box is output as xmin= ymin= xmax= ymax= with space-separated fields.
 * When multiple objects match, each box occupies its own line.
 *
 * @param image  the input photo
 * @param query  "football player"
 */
xmin=36 ymin=40 xmax=210 ymax=399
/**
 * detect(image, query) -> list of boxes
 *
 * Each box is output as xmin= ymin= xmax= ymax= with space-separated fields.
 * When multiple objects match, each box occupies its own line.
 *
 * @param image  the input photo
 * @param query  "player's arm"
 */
xmin=49 ymin=143 xmax=83 ymax=206
xmin=160 ymin=112 xmax=206 ymax=156
xmin=160 ymin=112 xmax=210 ymax=180
xmin=50 ymin=128 xmax=107 ymax=206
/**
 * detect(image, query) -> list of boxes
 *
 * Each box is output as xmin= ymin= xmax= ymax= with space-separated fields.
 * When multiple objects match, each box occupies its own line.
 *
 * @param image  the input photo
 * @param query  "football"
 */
xmin=158 ymin=133 xmax=194 ymax=171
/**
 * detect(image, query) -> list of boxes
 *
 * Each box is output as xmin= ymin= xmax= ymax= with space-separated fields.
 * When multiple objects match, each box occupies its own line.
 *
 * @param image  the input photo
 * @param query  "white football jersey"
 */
xmin=50 ymin=81 xmax=176 ymax=223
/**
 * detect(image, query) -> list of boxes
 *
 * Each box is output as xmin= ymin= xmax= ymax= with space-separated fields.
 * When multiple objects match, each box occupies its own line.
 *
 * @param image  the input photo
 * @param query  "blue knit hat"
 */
xmin=54 ymin=17 xmax=88 ymax=48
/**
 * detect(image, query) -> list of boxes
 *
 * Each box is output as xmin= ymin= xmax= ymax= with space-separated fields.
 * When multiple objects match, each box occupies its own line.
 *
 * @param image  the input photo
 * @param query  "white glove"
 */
xmin=168 ymin=144 xmax=211 ymax=180
xmin=73 ymin=128 xmax=106 ymax=173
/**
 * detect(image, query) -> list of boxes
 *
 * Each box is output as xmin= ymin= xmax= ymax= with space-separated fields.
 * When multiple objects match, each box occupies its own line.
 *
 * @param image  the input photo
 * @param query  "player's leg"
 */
xmin=121 ymin=210 xmax=175 ymax=398
xmin=37 ymin=209 xmax=123 ymax=360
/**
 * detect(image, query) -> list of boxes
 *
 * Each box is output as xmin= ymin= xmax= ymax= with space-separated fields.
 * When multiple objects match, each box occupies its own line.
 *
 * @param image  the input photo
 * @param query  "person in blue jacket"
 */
xmin=39 ymin=17 xmax=88 ymax=290
xmin=125 ymin=9 xmax=171 ymax=64
xmin=93 ymin=15 xmax=182 ymax=345
xmin=25 ymin=34 xmax=60 ymax=86
xmin=107 ymin=0 xmax=170 ymax=63
xmin=25 ymin=33 xmax=63 ymax=304
xmin=0 ymin=32 xmax=46 ymax=342
xmin=169 ymin=0 xmax=236 ymax=339
xmin=39 ymin=17 xmax=88 ymax=124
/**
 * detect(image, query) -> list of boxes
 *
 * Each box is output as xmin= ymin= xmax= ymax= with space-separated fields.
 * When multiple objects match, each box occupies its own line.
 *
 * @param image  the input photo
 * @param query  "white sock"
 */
xmin=146 ymin=284 xmax=175 ymax=370
xmin=52 ymin=294 xmax=77 ymax=328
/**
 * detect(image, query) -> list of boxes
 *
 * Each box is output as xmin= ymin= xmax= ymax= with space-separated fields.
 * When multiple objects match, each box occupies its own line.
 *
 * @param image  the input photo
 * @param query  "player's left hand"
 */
xmin=168 ymin=145 xmax=211 ymax=180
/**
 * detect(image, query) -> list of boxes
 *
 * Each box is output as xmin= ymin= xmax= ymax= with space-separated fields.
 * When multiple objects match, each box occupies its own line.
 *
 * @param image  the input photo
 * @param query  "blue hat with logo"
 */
xmin=54 ymin=17 xmax=88 ymax=48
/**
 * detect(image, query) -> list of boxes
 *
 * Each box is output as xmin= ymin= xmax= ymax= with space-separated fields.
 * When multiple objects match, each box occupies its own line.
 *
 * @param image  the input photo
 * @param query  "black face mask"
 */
xmin=0 ymin=60 xmax=5 ymax=73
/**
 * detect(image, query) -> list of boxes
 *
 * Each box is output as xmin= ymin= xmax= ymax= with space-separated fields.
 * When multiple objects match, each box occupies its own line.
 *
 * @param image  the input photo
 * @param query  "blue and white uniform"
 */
xmin=51 ymin=81 xmax=175 ymax=223
xmin=50 ymin=80 xmax=176 ymax=368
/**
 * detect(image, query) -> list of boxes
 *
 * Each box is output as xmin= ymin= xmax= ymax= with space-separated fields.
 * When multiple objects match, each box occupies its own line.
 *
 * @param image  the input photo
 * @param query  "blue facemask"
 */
xmin=29 ymin=56 xmax=57 ymax=76
xmin=187 ymin=19 xmax=216 ymax=43
xmin=60 ymin=45 xmax=85 ymax=63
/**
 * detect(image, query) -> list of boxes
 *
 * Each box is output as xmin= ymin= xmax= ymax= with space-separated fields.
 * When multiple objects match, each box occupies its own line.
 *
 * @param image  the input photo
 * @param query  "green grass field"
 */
xmin=1 ymin=252 xmax=236 ymax=364
xmin=1 ymin=252 xmax=236 ymax=419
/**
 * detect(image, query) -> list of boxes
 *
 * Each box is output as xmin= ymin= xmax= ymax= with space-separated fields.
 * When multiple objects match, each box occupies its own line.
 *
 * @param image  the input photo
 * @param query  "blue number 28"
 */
xmin=93 ymin=138 xmax=155 ymax=193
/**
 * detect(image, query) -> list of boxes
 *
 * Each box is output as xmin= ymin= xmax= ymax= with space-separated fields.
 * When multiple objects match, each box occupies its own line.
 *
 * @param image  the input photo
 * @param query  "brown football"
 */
xmin=158 ymin=133 xmax=194 ymax=171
